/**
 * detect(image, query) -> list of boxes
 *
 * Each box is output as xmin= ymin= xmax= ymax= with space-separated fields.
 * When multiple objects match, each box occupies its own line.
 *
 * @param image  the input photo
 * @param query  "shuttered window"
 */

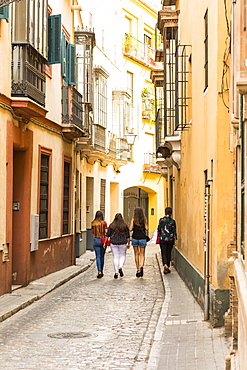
xmin=63 ymin=161 xmax=71 ymax=235
xmin=39 ymin=154 xmax=50 ymax=239
xmin=61 ymin=33 xmax=67 ymax=77
xmin=61 ymin=33 xmax=76 ymax=85
xmin=48 ymin=14 xmax=62 ymax=64
xmin=0 ymin=6 xmax=8 ymax=20
xmin=68 ymin=44 xmax=76 ymax=85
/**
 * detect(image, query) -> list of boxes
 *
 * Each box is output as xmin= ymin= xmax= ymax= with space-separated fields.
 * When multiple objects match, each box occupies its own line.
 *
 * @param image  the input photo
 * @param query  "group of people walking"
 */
xmin=91 ymin=207 xmax=177 ymax=279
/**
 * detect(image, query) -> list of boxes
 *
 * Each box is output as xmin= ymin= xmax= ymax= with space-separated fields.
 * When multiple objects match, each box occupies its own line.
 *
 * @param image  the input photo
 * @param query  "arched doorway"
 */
xmin=123 ymin=187 xmax=148 ymax=226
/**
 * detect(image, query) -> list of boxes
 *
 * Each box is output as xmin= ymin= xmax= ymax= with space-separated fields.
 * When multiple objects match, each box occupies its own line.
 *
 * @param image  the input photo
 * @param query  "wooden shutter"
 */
xmin=47 ymin=14 xmax=61 ymax=64
xmin=61 ymin=32 xmax=67 ymax=77
xmin=0 ymin=6 xmax=9 ymax=20
xmin=68 ymin=44 xmax=76 ymax=85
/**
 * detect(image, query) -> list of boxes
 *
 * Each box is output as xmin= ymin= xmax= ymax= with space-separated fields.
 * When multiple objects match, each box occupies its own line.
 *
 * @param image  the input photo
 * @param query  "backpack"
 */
xmin=158 ymin=217 xmax=176 ymax=242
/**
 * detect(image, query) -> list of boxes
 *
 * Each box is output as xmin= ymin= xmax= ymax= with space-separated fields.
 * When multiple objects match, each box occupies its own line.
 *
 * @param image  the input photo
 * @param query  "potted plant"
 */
xmin=124 ymin=33 xmax=132 ymax=53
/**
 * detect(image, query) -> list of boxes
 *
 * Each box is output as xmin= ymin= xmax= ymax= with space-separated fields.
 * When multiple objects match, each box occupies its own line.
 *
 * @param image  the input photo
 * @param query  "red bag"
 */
xmin=156 ymin=235 xmax=161 ymax=244
xmin=101 ymin=237 xmax=111 ymax=246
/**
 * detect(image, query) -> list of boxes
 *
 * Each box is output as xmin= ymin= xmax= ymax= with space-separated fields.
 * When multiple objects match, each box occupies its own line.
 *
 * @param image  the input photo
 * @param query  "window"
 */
xmin=100 ymin=179 xmax=106 ymax=214
xmin=12 ymin=0 xmax=48 ymax=59
xmin=240 ymin=94 xmax=245 ymax=258
xmin=89 ymin=13 xmax=93 ymax=28
xmin=244 ymin=0 xmax=247 ymax=31
xmin=204 ymin=10 xmax=208 ymax=90
xmin=124 ymin=16 xmax=132 ymax=34
xmin=144 ymin=34 xmax=152 ymax=47
xmin=127 ymin=71 xmax=133 ymax=103
xmin=102 ymin=29 xmax=105 ymax=52
xmin=63 ymin=160 xmax=71 ymax=235
xmin=94 ymin=67 xmax=109 ymax=127
xmin=39 ymin=152 xmax=50 ymax=239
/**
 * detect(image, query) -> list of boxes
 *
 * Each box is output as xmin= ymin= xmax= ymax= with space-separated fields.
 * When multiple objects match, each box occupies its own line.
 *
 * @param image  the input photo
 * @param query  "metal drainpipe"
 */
xmin=204 ymin=180 xmax=212 ymax=321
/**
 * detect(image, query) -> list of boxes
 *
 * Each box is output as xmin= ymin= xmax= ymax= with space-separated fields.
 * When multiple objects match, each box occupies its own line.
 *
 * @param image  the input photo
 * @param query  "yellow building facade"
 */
xmin=156 ymin=0 xmax=234 ymax=327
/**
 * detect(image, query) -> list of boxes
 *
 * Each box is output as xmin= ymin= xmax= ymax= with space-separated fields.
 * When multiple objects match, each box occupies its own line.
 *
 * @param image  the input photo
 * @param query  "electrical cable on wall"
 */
xmin=219 ymin=0 xmax=231 ymax=111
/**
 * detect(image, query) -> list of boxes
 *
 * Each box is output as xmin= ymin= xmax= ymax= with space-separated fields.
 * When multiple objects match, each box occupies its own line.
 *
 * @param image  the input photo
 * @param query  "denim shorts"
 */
xmin=132 ymin=238 xmax=147 ymax=247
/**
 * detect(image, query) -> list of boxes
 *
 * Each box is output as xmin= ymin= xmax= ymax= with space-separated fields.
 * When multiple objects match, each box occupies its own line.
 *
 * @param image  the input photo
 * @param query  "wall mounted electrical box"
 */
xmin=30 ymin=214 xmax=39 ymax=252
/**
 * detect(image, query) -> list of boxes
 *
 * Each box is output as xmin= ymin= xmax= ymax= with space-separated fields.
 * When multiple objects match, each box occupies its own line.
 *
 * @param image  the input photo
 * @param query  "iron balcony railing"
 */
xmin=11 ymin=43 xmax=46 ymax=106
xmin=143 ymin=153 xmax=160 ymax=173
xmin=123 ymin=34 xmax=158 ymax=69
xmin=62 ymin=86 xmax=90 ymax=135
xmin=92 ymin=124 xmax=106 ymax=152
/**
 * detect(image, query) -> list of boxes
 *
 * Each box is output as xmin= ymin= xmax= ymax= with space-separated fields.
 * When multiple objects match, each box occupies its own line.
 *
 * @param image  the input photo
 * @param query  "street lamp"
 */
xmin=125 ymin=132 xmax=137 ymax=146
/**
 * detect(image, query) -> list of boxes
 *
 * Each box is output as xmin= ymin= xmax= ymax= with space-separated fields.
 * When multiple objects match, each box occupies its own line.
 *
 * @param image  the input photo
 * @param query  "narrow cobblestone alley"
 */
xmin=0 ymin=246 xmax=164 ymax=370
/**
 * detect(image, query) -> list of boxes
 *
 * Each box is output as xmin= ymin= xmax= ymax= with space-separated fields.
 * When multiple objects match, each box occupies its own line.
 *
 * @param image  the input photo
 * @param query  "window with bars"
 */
xmin=63 ymin=161 xmax=70 ymax=235
xmin=100 ymin=179 xmax=106 ymax=215
xmin=94 ymin=67 xmax=108 ymax=127
xmin=39 ymin=153 xmax=50 ymax=239
xmin=204 ymin=10 xmax=208 ymax=91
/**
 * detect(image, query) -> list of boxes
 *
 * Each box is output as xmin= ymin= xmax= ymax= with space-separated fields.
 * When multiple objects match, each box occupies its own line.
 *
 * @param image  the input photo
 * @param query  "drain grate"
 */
xmin=48 ymin=332 xmax=92 ymax=339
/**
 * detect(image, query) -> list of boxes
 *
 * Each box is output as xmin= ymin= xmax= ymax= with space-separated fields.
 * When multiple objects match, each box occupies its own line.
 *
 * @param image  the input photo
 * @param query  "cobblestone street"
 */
xmin=0 ymin=246 xmax=164 ymax=370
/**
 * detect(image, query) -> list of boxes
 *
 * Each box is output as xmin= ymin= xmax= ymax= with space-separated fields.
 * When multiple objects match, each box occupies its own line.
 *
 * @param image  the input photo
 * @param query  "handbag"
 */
xmin=156 ymin=235 xmax=161 ymax=244
xmin=101 ymin=237 xmax=111 ymax=246
xmin=141 ymin=229 xmax=150 ymax=242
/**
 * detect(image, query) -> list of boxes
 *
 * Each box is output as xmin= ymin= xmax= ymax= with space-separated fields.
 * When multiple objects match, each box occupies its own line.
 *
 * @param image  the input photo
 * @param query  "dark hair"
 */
xmin=91 ymin=210 xmax=104 ymax=226
xmin=165 ymin=207 xmax=172 ymax=216
xmin=133 ymin=207 xmax=146 ymax=228
xmin=110 ymin=213 xmax=127 ymax=235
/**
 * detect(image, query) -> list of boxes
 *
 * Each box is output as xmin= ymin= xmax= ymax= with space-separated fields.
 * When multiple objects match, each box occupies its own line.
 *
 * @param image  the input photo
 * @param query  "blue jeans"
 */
xmin=131 ymin=238 xmax=147 ymax=247
xmin=93 ymin=237 xmax=106 ymax=272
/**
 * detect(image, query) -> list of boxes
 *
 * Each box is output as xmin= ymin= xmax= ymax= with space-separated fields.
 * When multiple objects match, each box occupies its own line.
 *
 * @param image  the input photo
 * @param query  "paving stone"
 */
xmin=0 ymin=246 xmax=231 ymax=369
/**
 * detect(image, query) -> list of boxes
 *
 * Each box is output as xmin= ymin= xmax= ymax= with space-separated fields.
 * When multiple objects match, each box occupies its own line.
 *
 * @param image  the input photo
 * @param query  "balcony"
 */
xmin=143 ymin=153 xmax=160 ymax=173
xmin=123 ymin=34 xmax=161 ymax=70
xmin=11 ymin=43 xmax=46 ymax=108
xmin=61 ymin=86 xmax=90 ymax=140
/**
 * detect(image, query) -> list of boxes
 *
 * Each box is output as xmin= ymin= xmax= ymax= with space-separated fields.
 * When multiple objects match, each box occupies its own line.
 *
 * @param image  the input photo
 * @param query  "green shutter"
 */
xmin=68 ymin=44 xmax=76 ymax=86
xmin=47 ymin=14 xmax=61 ymax=65
xmin=0 ymin=6 xmax=9 ymax=20
xmin=61 ymin=33 xmax=67 ymax=77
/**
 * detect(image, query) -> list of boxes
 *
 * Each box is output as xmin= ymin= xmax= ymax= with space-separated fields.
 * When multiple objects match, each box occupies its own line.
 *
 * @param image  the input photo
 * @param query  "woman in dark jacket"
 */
xmin=157 ymin=207 xmax=177 ymax=274
xmin=129 ymin=207 xmax=148 ymax=277
xmin=104 ymin=213 xmax=130 ymax=279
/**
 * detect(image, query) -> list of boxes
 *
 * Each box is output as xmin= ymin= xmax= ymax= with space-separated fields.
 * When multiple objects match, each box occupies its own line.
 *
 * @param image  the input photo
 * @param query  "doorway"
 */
xmin=12 ymin=149 xmax=31 ymax=287
xmin=123 ymin=187 xmax=148 ymax=226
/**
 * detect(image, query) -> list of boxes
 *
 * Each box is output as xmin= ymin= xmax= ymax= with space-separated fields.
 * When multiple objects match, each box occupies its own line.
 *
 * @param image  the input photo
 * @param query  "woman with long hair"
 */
xmin=129 ymin=207 xmax=148 ymax=277
xmin=104 ymin=213 xmax=130 ymax=279
xmin=91 ymin=210 xmax=107 ymax=279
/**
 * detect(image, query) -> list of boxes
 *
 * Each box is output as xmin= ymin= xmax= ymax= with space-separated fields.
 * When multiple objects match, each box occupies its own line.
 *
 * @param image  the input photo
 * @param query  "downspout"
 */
xmin=204 ymin=180 xmax=212 ymax=320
